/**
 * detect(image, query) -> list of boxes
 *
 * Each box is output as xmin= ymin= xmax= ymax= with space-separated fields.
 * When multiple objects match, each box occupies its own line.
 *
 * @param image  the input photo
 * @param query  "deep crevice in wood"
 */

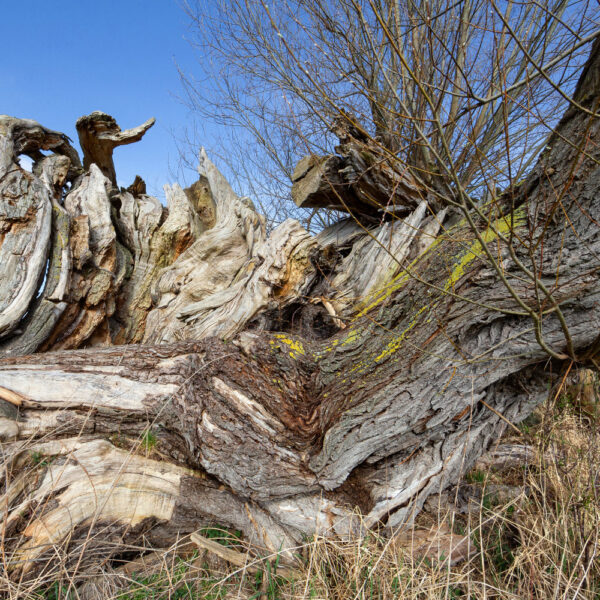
xmin=0 ymin=40 xmax=599 ymax=584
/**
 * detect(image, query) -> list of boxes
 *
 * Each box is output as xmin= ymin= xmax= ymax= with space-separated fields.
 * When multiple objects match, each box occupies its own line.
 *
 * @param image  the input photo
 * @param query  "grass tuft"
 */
xmin=4 ymin=371 xmax=600 ymax=599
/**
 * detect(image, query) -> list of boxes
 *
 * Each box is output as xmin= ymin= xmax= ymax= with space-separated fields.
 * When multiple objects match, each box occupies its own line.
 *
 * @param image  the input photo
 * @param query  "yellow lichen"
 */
xmin=341 ymin=328 xmax=361 ymax=346
xmin=359 ymin=209 xmax=525 ymax=317
xmin=272 ymin=334 xmax=305 ymax=359
xmin=374 ymin=304 xmax=429 ymax=362
xmin=313 ymin=338 xmax=340 ymax=360
xmin=349 ymin=360 xmax=368 ymax=374
xmin=371 ymin=210 xmax=526 ymax=363
xmin=356 ymin=264 xmax=414 ymax=317
xmin=444 ymin=210 xmax=526 ymax=291
xmin=355 ymin=234 xmax=445 ymax=317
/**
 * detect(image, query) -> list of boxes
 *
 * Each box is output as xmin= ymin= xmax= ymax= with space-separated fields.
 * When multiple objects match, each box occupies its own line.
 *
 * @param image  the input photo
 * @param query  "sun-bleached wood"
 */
xmin=1 ymin=40 xmax=600 ymax=588
xmin=76 ymin=111 xmax=155 ymax=186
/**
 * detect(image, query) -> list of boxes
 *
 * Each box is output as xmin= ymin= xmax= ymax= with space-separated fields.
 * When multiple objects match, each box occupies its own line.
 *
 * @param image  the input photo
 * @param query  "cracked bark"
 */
xmin=0 ymin=39 xmax=599 ymax=585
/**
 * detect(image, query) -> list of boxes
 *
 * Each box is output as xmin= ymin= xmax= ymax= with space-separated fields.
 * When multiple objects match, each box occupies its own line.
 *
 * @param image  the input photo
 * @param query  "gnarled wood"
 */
xmin=0 ymin=116 xmax=80 ymax=344
xmin=76 ymin=111 xmax=155 ymax=186
xmin=0 ymin=39 xmax=599 ymax=588
xmin=291 ymin=114 xmax=432 ymax=218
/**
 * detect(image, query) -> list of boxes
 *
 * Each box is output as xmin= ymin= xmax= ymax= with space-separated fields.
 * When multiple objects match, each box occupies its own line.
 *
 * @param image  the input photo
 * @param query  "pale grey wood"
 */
xmin=326 ymin=200 xmax=429 ymax=316
xmin=0 ymin=40 xmax=600 ymax=585
xmin=144 ymin=148 xmax=268 ymax=343
xmin=0 ymin=179 xmax=51 ymax=337
xmin=110 ymin=183 xmax=204 ymax=343
xmin=0 ymin=118 xmax=66 ymax=338
xmin=2 ymin=437 xmax=297 ymax=575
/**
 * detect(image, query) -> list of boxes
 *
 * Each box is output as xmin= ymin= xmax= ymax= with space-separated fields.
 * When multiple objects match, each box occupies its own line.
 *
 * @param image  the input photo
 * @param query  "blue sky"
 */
xmin=2 ymin=1 xmax=205 ymax=199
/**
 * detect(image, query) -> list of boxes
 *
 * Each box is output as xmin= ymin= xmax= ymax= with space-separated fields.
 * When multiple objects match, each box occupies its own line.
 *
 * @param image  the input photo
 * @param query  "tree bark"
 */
xmin=1 ymin=39 xmax=600 ymax=585
xmin=290 ymin=113 xmax=430 ymax=218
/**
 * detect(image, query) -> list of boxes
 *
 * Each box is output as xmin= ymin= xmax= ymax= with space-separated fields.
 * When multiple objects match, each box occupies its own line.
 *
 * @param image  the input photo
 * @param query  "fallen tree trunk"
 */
xmin=1 ymin=39 xmax=600 ymax=587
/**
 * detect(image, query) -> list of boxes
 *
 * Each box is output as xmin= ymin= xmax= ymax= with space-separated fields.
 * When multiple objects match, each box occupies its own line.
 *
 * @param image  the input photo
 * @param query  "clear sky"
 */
xmin=1 ymin=1 xmax=204 ymax=199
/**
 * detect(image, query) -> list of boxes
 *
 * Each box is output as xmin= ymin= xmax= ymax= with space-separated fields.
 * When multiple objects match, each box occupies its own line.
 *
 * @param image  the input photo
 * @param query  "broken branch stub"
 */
xmin=291 ymin=114 xmax=430 ymax=218
xmin=76 ymin=111 xmax=155 ymax=186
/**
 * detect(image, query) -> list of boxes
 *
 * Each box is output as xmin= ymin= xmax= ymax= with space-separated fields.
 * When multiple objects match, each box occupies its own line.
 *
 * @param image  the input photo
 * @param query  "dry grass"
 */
xmin=3 ymin=375 xmax=600 ymax=599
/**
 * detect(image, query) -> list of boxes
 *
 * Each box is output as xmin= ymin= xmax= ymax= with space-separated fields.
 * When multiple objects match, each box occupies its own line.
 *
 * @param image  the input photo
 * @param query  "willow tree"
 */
xmin=1 ymin=12 xmax=600 ymax=594
xmin=182 ymin=0 xmax=597 ymax=224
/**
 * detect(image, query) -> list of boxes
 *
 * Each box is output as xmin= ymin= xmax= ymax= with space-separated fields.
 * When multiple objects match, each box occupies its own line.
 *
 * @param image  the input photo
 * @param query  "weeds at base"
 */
xmin=8 ymin=381 xmax=600 ymax=599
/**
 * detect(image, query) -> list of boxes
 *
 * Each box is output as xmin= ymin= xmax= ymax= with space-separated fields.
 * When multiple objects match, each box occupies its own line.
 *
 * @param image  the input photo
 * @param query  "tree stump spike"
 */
xmin=76 ymin=111 xmax=156 ymax=186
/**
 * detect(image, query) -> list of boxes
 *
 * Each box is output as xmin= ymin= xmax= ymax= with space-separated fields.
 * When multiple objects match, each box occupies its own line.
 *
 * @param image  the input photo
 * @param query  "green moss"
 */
xmin=359 ymin=150 xmax=376 ymax=166
xmin=30 ymin=451 xmax=53 ymax=467
xmin=141 ymin=429 xmax=158 ymax=452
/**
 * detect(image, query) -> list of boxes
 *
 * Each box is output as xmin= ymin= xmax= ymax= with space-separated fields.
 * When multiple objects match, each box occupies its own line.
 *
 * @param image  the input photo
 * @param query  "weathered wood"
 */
xmin=474 ymin=443 xmax=539 ymax=471
xmin=2 ymin=438 xmax=297 ymax=576
xmin=0 ymin=114 xmax=81 ymax=171
xmin=390 ymin=523 xmax=475 ymax=566
xmin=76 ymin=111 xmax=155 ymax=186
xmin=0 ymin=116 xmax=81 ymax=341
xmin=291 ymin=115 xmax=431 ymax=217
xmin=0 ymin=116 xmax=443 ymax=353
xmin=0 ymin=164 xmax=52 ymax=338
xmin=190 ymin=533 xmax=302 ymax=578
xmin=0 ymin=39 xmax=599 ymax=587
xmin=111 ymin=181 xmax=206 ymax=344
